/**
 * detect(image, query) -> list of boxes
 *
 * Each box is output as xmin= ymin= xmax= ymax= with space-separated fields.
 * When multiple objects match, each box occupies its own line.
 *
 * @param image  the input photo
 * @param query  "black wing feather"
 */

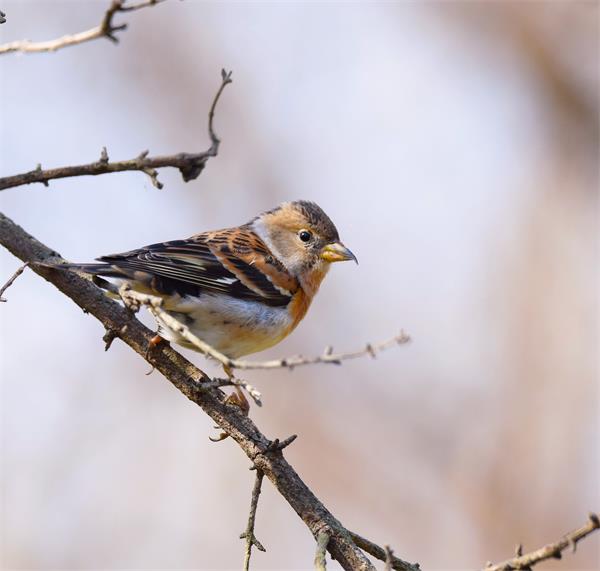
xmin=97 ymin=239 xmax=290 ymax=307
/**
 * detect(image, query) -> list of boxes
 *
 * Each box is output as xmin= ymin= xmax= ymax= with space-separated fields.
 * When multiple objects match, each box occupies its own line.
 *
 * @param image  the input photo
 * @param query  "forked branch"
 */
xmin=240 ymin=469 xmax=266 ymax=570
xmin=0 ymin=0 xmax=165 ymax=55
xmin=0 ymin=262 xmax=28 ymax=302
xmin=0 ymin=69 xmax=232 ymax=191
xmin=117 ymin=283 xmax=409 ymax=374
xmin=484 ymin=513 xmax=600 ymax=571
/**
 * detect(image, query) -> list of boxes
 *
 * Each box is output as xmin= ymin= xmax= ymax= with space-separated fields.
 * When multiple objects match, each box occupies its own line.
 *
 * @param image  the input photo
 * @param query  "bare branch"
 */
xmin=0 ymin=0 xmax=165 ymax=56
xmin=315 ymin=532 xmax=329 ymax=571
xmin=0 ymin=211 xmax=377 ymax=570
xmin=0 ymin=69 xmax=232 ymax=192
xmin=484 ymin=513 xmax=600 ymax=571
xmin=0 ymin=262 xmax=28 ymax=302
xmin=118 ymin=283 xmax=409 ymax=375
xmin=201 ymin=377 xmax=263 ymax=407
xmin=349 ymin=531 xmax=420 ymax=571
xmin=240 ymin=469 xmax=266 ymax=571
xmin=223 ymin=333 xmax=411 ymax=372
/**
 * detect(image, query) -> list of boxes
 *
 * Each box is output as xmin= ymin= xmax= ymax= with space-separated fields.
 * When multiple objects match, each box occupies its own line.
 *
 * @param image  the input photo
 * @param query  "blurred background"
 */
xmin=0 ymin=1 xmax=598 ymax=570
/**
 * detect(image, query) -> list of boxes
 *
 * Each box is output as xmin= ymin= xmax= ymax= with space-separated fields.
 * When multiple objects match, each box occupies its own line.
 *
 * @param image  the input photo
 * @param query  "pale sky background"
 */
xmin=0 ymin=1 xmax=598 ymax=570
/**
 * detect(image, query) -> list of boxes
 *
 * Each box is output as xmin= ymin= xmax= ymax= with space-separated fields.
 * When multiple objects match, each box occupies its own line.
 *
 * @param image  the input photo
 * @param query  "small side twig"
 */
xmin=0 ymin=69 xmax=232 ymax=191
xmin=384 ymin=545 xmax=394 ymax=571
xmin=221 ymin=331 xmax=410 ymax=372
xmin=349 ymin=531 xmax=420 ymax=571
xmin=201 ymin=377 xmax=262 ymax=407
xmin=118 ymin=285 xmax=263 ymax=407
xmin=484 ymin=513 xmax=600 ymax=571
xmin=119 ymin=283 xmax=409 ymax=374
xmin=0 ymin=0 xmax=165 ymax=55
xmin=240 ymin=469 xmax=266 ymax=571
xmin=0 ymin=263 xmax=28 ymax=302
xmin=315 ymin=532 xmax=330 ymax=571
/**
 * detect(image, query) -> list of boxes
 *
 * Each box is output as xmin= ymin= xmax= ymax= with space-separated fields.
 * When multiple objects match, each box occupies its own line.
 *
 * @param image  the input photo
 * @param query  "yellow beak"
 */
xmin=320 ymin=242 xmax=358 ymax=264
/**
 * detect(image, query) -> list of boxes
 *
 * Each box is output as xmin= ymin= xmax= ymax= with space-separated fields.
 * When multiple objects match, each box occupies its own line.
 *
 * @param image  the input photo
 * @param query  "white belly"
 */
xmin=156 ymin=293 xmax=294 ymax=359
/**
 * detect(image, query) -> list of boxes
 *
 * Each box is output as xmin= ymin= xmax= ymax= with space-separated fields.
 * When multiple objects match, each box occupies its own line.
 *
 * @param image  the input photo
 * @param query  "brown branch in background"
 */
xmin=0 ymin=262 xmax=28 ymax=302
xmin=0 ymin=211 xmax=378 ymax=570
xmin=314 ymin=532 xmax=329 ymax=571
xmin=349 ymin=531 xmax=420 ymax=571
xmin=0 ymin=0 xmax=165 ymax=55
xmin=484 ymin=513 xmax=600 ymax=571
xmin=0 ymin=69 xmax=232 ymax=191
xmin=240 ymin=469 xmax=266 ymax=571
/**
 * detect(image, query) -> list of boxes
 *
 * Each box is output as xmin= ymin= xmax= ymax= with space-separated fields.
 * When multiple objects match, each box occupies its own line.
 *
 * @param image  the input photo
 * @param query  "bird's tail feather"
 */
xmin=39 ymin=261 xmax=125 ymax=294
xmin=55 ymin=262 xmax=125 ymax=278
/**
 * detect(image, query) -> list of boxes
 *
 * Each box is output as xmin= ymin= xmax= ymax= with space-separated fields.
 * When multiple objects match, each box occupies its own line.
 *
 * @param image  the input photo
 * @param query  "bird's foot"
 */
xmin=144 ymin=334 xmax=168 ymax=375
xmin=209 ymin=386 xmax=251 ymax=442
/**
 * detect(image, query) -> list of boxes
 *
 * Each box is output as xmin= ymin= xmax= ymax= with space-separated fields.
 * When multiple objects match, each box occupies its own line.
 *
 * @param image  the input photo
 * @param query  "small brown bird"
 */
xmin=69 ymin=200 xmax=357 ymax=360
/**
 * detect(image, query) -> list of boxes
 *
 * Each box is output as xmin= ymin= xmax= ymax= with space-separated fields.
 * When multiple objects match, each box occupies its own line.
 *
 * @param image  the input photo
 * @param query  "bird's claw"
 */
xmin=209 ymin=387 xmax=251 ymax=442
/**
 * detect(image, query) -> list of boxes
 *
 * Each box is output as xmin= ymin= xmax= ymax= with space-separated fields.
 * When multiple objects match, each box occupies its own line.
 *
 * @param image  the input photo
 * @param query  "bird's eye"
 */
xmin=298 ymin=230 xmax=312 ymax=243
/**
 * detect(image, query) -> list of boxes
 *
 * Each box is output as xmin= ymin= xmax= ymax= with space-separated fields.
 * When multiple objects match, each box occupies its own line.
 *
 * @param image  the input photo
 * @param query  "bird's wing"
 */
xmin=96 ymin=227 xmax=297 ymax=307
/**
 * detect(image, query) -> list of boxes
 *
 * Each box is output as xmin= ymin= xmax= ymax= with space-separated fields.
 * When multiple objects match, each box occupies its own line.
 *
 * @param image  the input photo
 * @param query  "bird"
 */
xmin=64 ymin=200 xmax=357 ymax=369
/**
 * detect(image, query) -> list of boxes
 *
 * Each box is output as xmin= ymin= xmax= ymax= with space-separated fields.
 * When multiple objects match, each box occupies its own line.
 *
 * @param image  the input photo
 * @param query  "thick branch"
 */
xmin=0 ymin=69 xmax=232 ymax=191
xmin=0 ymin=211 xmax=377 ymax=570
xmin=484 ymin=513 xmax=600 ymax=571
xmin=0 ymin=0 xmax=165 ymax=55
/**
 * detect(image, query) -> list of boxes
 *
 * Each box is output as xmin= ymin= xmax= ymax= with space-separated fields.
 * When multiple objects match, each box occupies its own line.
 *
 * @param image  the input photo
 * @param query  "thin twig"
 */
xmin=0 ymin=262 xmax=28 ymax=302
xmin=0 ymin=0 xmax=165 ymax=55
xmin=118 ymin=285 xmax=263 ymax=406
xmin=200 ymin=378 xmax=262 ymax=407
xmin=384 ymin=545 xmax=394 ymax=571
xmin=349 ymin=531 xmax=420 ymax=571
xmin=315 ymin=532 xmax=330 ymax=571
xmin=484 ymin=513 xmax=600 ymax=571
xmin=240 ymin=469 xmax=266 ymax=571
xmin=219 ymin=333 xmax=411 ymax=372
xmin=0 ymin=69 xmax=232 ymax=191
xmin=117 ymin=284 xmax=409 ymax=374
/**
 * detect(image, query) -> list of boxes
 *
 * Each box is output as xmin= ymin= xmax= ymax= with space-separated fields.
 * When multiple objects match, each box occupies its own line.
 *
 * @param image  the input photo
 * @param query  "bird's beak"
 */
xmin=321 ymin=242 xmax=358 ymax=264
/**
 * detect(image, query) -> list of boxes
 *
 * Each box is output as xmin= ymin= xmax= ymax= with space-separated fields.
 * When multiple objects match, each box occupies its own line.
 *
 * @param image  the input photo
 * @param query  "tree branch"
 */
xmin=349 ymin=531 xmax=420 ymax=571
xmin=240 ymin=469 xmax=266 ymax=570
xmin=0 ymin=262 xmax=28 ymax=302
xmin=0 ymin=0 xmax=165 ymax=55
xmin=0 ymin=69 xmax=232 ymax=192
xmin=484 ymin=513 xmax=600 ymax=571
xmin=115 ymin=282 xmax=408 ymax=378
xmin=0 ymin=210 xmax=379 ymax=570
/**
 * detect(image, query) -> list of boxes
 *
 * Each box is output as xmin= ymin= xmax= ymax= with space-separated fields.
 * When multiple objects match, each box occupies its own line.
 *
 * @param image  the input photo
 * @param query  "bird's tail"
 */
xmin=54 ymin=262 xmax=126 ymax=278
xmin=41 ymin=261 xmax=126 ymax=293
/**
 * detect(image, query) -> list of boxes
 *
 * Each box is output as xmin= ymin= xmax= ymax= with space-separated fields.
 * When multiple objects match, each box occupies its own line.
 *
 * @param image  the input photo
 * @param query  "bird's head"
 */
xmin=251 ymin=200 xmax=356 ymax=292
